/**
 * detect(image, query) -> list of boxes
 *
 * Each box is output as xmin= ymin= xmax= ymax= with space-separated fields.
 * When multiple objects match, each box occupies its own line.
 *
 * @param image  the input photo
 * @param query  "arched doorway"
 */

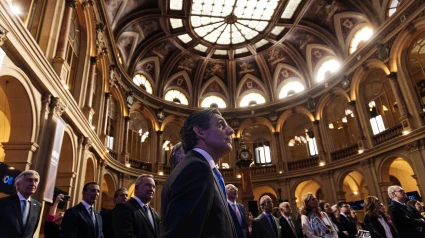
xmin=101 ymin=174 xmax=116 ymax=209
xmin=294 ymin=180 xmax=321 ymax=208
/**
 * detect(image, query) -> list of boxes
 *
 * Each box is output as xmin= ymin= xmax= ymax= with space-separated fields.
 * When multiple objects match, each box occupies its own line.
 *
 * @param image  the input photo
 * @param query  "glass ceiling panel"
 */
xmin=170 ymin=0 xmax=183 ymax=10
xmin=190 ymin=0 xmax=280 ymax=45
xmin=170 ymin=18 xmax=183 ymax=29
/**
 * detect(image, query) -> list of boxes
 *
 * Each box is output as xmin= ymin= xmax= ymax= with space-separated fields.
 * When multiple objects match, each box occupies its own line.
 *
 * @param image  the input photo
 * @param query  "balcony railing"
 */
xmin=250 ymin=164 xmax=276 ymax=175
xmin=288 ymin=156 xmax=319 ymax=171
xmin=163 ymin=165 xmax=172 ymax=175
xmin=372 ymin=124 xmax=403 ymax=145
xmin=108 ymin=149 xmax=117 ymax=160
xmin=128 ymin=158 xmax=152 ymax=172
xmin=331 ymin=144 xmax=359 ymax=161
xmin=219 ymin=168 xmax=234 ymax=177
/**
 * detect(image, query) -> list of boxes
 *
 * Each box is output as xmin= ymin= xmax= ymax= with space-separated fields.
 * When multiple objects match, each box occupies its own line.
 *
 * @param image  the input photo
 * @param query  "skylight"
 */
xmin=201 ymin=96 xmax=227 ymax=108
xmin=165 ymin=90 xmax=189 ymax=105
xmin=240 ymin=93 xmax=266 ymax=107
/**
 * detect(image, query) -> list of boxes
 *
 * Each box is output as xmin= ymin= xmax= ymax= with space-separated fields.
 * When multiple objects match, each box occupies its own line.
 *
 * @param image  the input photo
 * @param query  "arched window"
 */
xmin=349 ymin=27 xmax=373 ymax=54
xmin=107 ymin=98 xmax=117 ymax=152
xmin=408 ymin=33 xmax=425 ymax=111
xmin=65 ymin=8 xmax=81 ymax=94
xmin=128 ymin=112 xmax=150 ymax=162
xmin=316 ymin=59 xmax=340 ymax=83
xmin=279 ymin=81 xmax=305 ymax=99
xmin=133 ymin=74 xmax=153 ymax=94
xmin=240 ymin=93 xmax=266 ymax=107
xmin=253 ymin=138 xmax=272 ymax=165
xmin=165 ymin=90 xmax=188 ymax=105
xmin=201 ymin=95 xmax=227 ymax=108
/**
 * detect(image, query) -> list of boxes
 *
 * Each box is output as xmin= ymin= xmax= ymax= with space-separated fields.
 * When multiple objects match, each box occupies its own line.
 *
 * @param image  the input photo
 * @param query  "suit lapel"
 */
xmin=130 ymin=198 xmax=156 ymax=235
xmin=11 ymin=194 xmax=25 ymax=234
xmin=260 ymin=213 xmax=278 ymax=238
xmin=78 ymin=203 xmax=96 ymax=236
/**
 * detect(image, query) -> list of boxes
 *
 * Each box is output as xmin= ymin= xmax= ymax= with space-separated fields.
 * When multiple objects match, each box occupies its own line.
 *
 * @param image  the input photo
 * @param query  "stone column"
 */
xmin=335 ymin=191 xmax=346 ymax=202
xmin=52 ymin=0 xmax=76 ymax=80
xmin=83 ymin=56 xmax=98 ymax=123
xmin=237 ymin=159 xmax=254 ymax=208
xmin=120 ymin=116 xmax=130 ymax=164
xmin=153 ymin=180 xmax=164 ymax=213
xmin=100 ymin=93 xmax=111 ymax=143
xmin=72 ymin=137 xmax=92 ymax=205
xmin=319 ymin=170 xmax=337 ymax=204
xmin=405 ymin=139 xmax=425 ymax=197
xmin=95 ymin=160 xmax=107 ymax=211
xmin=388 ymin=72 xmax=409 ymax=117
xmin=360 ymin=158 xmax=382 ymax=202
xmin=348 ymin=101 xmax=365 ymax=140
xmin=31 ymin=96 xmax=66 ymax=203
xmin=378 ymin=181 xmax=393 ymax=207
xmin=274 ymin=132 xmax=284 ymax=172
xmin=312 ymin=120 xmax=326 ymax=162
xmin=156 ymin=130 xmax=163 ymax=173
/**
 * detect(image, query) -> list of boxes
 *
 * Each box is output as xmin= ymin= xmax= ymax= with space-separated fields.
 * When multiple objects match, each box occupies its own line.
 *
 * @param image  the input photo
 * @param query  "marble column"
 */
xmin=100 ymin=93 xmax=111 ymax=143
xmin=83 ymin=56 xmax=98 ymax=123
xmin=405 ymin=139 xmax=425 ymax=197
xmin=120 ymin=116 xmax=130 ymax=164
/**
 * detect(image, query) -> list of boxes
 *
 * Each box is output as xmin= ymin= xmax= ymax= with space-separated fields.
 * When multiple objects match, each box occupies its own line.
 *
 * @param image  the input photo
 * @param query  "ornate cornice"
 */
xmin=405 ymin=139 xmax=425 ymax=152
xmin=49 ymin=96 xmax=67 ymax=116
xmin=0 ymin=24 xmax=8 ymax=46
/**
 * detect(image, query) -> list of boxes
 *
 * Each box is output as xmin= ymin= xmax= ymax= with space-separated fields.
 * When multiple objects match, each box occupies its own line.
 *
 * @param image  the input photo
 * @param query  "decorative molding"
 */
xmin=405 ymin=139 xmax=425 ymax=152
xmin=0 ymin=24 xmax=8 ymax=46
xmin=319 ymin=170 xmax=332 ymax=178
xmin=360 ymin=157 xmax=374 ymax=167
xmin=49 ymin=97 xmax=67 ymax=116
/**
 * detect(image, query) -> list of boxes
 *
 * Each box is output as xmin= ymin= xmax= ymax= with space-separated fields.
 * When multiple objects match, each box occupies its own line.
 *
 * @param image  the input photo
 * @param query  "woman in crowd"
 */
xmin=320 ymin=202 xmax=348 ymax=238
xmin=272 ymin=206 xmax=282 ymax=219
xmin=44 ymin=194 xmax=65 ymax=238
xmin=300 ymin=192 xmax=338 ymax=238
xmin=363 ymin=196 xmax=398 ymax=238
xmin=350 ymin=208 xmax=364 ymax=230
xmin=247 ymin=212 xmax=254 ymax=238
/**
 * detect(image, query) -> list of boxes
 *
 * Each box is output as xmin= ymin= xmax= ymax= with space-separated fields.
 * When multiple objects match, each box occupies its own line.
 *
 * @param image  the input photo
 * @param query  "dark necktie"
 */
xmin=89 ymin=207 xmax=96 ymax=225
xmin=213 ymin=167 xmax=226 ymax=199
xmin=143 ymin=205 xmax=155 ymax=229
xmin=21 ymin=200 xmax=29 ymax=227
xmin=268 ymin=214 xmax=278 ymax=237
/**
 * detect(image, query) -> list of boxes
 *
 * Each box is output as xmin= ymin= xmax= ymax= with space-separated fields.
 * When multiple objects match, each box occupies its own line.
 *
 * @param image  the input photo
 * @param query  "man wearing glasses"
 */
xmin=388 ymin=185 xmax=425 ymax=237
xmin=337 ymin=201 xmax=357 ymax=237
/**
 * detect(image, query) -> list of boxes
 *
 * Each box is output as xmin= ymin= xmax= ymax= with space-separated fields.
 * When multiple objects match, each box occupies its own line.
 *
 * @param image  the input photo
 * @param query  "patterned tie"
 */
xmin=21 ymin=200 xmax=29 ymax=227
xmin=212 ymin=167 xmax=226 ymax=199
xmin=232 ymin=203 xmax=242 ymax=225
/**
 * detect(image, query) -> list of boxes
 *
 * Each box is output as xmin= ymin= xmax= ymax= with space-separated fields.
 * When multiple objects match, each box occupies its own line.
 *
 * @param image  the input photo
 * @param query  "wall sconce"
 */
xmin=337 ymin=120 xmax=343 ymax=129
xmin=158 ymin=171 xmax=164 ymax=176
xmin=329 ymin=123 xmax=334 ymax=129
xmin=237 ymin=174 xmax=241 ymax=179
xmin=319 ymin=161 xmax=326 ymax=166
xmin=353 ymin=191 xmax=358 ymax=195
xmin=342 ymin=117 xmax=348 ymax=123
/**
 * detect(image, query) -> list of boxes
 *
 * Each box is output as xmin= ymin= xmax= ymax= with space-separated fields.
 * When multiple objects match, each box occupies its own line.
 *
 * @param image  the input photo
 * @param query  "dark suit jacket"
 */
xmin=279 ymin=216 xmax=303 ymax=238
xmin=251 ymin=213 xmax=281 ymax=238
xmin=0 ymin=194 xmax=41 ymax=238
xmin=161 ymin=150 xmax=237 ymax=238
xmin=61 ymin=202 xmax=103 ymax=238
xmin=112 ymin=197 xmax=160 ymax=238
xmin=338 ymin=214 xmax=358 ymax=237
xmin=363 ymin=213 xmax=399 ymax=238
xmin=100 ymin=208 xmax=114 ymax=238
xmin=228 ymin=202 xmax=248 ymax=238
xmin=388 ymin=202 xmax=425 ymax=238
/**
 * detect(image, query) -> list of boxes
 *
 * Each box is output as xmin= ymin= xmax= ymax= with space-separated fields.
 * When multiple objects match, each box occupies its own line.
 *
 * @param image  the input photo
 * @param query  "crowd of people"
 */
xmin=1 ymin=109 xmax=425 ymax=238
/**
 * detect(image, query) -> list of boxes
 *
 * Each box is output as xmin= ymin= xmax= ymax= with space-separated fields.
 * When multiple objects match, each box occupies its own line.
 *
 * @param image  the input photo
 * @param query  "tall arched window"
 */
xmin=278 ymin=80 xmax=305 ymax=99
xmin=408 ymin=33 xmax=425 ymax=111
xmin=349 ymin=27 xmax=373 ymax=54
xmin=240 ymin=92 xmax=266 ymax=107
xmin=165 ymin=90 xmax=188 ymax=105
xmin=133 ymin=74 xmax=153 ymax=94
xmin=316 ymin=59 xmax=340 ymax=83
xmin=283 ymin=113 xmax=316 ymax=162
xmin=388 ymin=0 xmax=404 ymax=17
xmin=201 ymin=95 xmax=227 ymax=108
xmin=65 ymin=8 xmax=81 ymax=95
xmin=362 ymin=69 xmax=400 ymax=135
xmin=128 ymin=111 xmax=150 ymax=162
xmin=253 ymin=138 xmax=272 ymax=165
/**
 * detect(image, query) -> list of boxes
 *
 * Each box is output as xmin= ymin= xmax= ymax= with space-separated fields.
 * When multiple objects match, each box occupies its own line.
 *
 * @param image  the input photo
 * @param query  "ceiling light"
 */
xmin=328 ymin=123 xmax=334 ymax=129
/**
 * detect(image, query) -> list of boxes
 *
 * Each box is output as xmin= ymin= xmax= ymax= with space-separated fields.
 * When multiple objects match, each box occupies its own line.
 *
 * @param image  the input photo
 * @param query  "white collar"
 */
xmin=227 ymin=200 xmax=237 ymax=205
xmin=193 ymin=148 xmax=216 ymax=169
xmin=393 ymin=200 xmax=405 ymax=206
xmin=133 ymin=196 xmax=148 ymax=208
xmin=81 ymin=200 xmax=93 ymax=211
xmin=17 ymin=192 xmax=31 ymax=202
xmin=282 ymin=214 xmax=292 ymax=220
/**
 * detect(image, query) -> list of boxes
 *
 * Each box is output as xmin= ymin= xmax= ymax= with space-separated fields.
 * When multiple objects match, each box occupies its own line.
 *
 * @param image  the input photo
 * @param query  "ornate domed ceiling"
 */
xmin=103 ymin=0 xmax=379 ymax=110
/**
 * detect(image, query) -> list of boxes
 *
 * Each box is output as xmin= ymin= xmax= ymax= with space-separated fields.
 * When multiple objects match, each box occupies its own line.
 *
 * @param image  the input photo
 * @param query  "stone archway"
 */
xmin=101 ymin=173 xmax=116 ymax=209
xmin=294 ymin=180 xmax=321 ymax=208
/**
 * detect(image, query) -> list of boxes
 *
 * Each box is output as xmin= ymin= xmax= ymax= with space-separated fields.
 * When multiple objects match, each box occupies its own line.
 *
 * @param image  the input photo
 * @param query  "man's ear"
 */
xmin=193 ymin=126 xmax=205 ymax=138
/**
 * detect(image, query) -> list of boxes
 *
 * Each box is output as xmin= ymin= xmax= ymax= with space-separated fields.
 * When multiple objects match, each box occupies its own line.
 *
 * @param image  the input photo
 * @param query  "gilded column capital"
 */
xmin=65 ymin=0 xmax=77 ymax=8
xmin=82 ymin=137 xmax=92 ymax=149
xmin=0 ymin=24 xmax=9 ymax=46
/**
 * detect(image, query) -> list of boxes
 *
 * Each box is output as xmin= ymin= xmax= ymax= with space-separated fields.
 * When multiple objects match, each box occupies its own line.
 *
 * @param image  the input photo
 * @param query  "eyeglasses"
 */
xmin=394 ymin=189 xmax=405 ymax=193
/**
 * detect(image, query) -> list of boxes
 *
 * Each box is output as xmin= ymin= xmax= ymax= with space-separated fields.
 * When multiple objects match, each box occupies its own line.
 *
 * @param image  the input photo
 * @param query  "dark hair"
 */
xmin=272 ymin=207 xmax=280 ymax=217
xmin=83 ymin=182 xmax=99 ymax=192
xmin=180 ymin=108 xmax=221 ymax=153
xmin=169 ymin=142 xmax=185 ymax=169
xmin=114 ymin=188 xmax=128 ymax=198
xmin=320 ymin=201 xmax=340 ymax=225
xmin=337 ymin=201 xmax=349 ymax=209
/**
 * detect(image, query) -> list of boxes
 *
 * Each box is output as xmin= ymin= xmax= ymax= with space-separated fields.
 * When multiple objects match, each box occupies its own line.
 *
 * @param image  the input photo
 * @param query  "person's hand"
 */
xmin=54 ymin=194 xmax=64 ymax=205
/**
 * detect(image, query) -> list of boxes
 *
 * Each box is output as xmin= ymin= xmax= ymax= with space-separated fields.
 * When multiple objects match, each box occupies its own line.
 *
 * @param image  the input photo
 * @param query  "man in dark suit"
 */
xmin=112 ymin=174 xmax=160 ymax=238
xmin=61 ymin=182 xmax=103 ymax=238
xmin=161 ymin=108 xmax=237 ymax=238
xmin=252 ymin=195 xmax=280 ymax=238
xmin=0 ymin=170 xmax=42 ymax=238
xmin=387 ymin=185 xmax=425 ymax=238
xmin=279 ymin=202 xmax=303 ymax=238
xmin=337 ymin=201 xmax=357 ymax=237
xmin=100 ymin=188 xmax=128 ymax=238
xmin=226 ymin=184 xmax=247 ymax=238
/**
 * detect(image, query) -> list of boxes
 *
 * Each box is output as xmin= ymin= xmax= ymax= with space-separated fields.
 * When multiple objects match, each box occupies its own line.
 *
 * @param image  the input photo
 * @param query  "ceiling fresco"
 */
xmin=102 ymin=0 xmax=398 ymax=108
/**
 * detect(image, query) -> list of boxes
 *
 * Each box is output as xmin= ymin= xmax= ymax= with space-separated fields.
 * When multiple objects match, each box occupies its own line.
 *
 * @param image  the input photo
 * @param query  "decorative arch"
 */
xmin=276 ymin=106 xmax=315 ymax=133
xmin=164 ymin=71 xmax=192 ymax=105
xmin=315 ymin=87 xmax=351 ymax=120
xmin=306 ymin=44 xmax=337 ymax=81
xmin=160 ymin=115 xmax=185 ymax=132
xmin=273 ymin=63 xmax=306 ymax=97
xmin=350 ymin=59 xmax=390 ymax=101
xmin=198 ymin=76 xmax=230 ymax=107
xmin=129 ymin=102 xmax=159 ymax=131
xmin=101 ymin=172 xmax=118 ymax=209
xmin=292 ymin=179 xmax=323 ymax=207
xmin=110 ymin=86 xmax=129 ymax=117
xmin=134 ymin=56 xmax=160 ymax=92
xmin=236 ymin=74 xmax=268 ymax=105
xmin=252 ymin=184 xmax=278 ymax=202
xmin=336 ymin=169 xmax=367 ymax=193
xmin=84 ymin=156 xmax=97 ymax=184
xmin=236 ymin=117 xmax=275 ymax=138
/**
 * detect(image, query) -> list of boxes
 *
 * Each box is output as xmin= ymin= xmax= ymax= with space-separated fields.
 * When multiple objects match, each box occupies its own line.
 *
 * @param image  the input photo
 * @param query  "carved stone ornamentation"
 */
xmin=83 ymin=137 xmax=92 ymax=149
xmin=124 ymin=174 xmax=131 ymax=181
xmin=49 ymin=97 xmax=67 ymax=116
xmin=360 ymin=158 xmax=374 ymax=167
xmin=319 ymin=170 xmax=332 ymax=178
xmin=0 ymin=24 xmax=9 ymax=46
xmin=405 ymin=139 xmax=425 ymax=152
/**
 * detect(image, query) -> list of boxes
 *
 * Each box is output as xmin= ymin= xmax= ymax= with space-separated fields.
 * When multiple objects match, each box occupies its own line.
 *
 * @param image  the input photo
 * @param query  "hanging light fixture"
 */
xmin=329 ymin=123 xmax=334 ymax=129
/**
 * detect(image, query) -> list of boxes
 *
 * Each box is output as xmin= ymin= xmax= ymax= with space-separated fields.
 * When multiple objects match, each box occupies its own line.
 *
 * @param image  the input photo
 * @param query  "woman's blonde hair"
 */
xmin=300 ymin=192 xmax=316 ymax=215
